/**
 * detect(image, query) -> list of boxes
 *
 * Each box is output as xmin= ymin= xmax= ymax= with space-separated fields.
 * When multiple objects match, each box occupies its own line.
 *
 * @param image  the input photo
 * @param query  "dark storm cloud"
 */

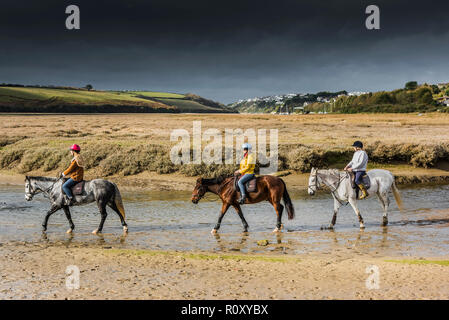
xmin=1 ymin=0 xmax=449 ymax=103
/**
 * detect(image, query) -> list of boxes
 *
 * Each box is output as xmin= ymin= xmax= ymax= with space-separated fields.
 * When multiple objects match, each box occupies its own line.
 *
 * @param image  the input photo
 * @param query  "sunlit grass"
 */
xmin=385 ymin=259 xmax=449 ymax=266
xmin=107 ymin=248 xmax=299 ymax=263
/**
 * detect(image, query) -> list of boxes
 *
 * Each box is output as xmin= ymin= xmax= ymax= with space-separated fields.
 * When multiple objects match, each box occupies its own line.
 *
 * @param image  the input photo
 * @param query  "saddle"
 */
xmin=349 ymin=172 xmax=371 ymax=190
xmin=72 ymin=181 xmax=85 ymax=195
xmin=62 ymin=179 xmax=85 ymax=195
xmin=234 ymin=174 xmax=257 ymax=193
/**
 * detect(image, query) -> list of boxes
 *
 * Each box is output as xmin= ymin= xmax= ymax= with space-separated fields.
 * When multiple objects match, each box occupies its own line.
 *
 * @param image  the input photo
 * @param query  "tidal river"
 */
xmin=1 ymin=184 xmax=449 ymax=257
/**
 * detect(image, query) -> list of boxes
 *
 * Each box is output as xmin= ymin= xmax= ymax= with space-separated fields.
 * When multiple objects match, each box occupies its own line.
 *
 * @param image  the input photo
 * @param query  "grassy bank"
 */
xmin=1 ymin=113 xmax=449 ymax=189
xmin=0 ymin=86 xmax=235 ymax=113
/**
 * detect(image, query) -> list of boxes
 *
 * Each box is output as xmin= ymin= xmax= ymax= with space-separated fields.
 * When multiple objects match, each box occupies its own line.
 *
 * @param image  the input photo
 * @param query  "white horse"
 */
xmin=308 ymin=168 xmax=403 ymax=229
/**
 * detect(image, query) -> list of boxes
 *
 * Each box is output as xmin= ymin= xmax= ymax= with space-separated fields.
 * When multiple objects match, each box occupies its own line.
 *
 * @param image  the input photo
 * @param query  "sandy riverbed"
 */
xmin=1 ymin=241 xmax=448 ymax=300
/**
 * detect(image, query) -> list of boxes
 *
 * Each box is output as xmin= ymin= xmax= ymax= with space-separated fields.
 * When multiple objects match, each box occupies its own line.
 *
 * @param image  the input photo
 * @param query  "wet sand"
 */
xmin=1 ymin=241 xmax=448 ymax=300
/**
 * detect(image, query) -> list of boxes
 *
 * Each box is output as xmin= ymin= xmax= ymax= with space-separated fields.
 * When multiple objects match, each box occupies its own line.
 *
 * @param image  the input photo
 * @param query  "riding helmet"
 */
xmin=241 ymin=143 xmax=252 ymax=150
xmin=70 ymin=144 xmax=81 ymax=152
xmin=352 ymin=141 xmax=363 ymax=148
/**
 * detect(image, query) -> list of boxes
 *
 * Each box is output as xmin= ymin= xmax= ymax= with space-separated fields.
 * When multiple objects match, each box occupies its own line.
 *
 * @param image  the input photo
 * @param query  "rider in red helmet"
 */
xmin=61 ymin=144 xmax=84 ymax=205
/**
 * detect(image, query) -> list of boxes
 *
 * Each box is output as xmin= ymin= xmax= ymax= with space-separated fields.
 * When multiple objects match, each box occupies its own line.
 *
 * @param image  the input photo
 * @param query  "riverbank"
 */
xmin=1 ymin=113 xmax=449 ymax=191
xmin=1 ymin=242 xmax=448 ymax=299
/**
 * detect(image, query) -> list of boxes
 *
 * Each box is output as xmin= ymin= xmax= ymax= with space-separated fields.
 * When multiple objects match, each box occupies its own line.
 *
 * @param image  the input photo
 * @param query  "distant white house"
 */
xmin=348 ymin=91 xmax=369 ymax=96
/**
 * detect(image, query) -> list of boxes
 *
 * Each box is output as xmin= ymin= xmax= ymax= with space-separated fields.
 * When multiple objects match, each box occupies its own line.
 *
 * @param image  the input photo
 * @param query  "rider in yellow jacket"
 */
xmin=235 ymin=143 xmax=255 ymax=204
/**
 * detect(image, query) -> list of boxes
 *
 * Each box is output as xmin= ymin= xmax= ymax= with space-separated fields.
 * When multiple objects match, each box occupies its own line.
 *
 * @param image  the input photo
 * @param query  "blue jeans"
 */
xmin=62 ymin=178 xmax=77 ymax=198
xmin=238 ymin=174 xmax=255 ymax=198
xmin=355 ymin=171 xmax=366 ymax=185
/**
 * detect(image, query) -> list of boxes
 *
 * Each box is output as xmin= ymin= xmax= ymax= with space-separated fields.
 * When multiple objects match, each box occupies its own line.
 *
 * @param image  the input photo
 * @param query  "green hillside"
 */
xmin=230 ymin=82 xmax=449 ymax=114
xmin=0 ymin=86 xmax=235 ymax=113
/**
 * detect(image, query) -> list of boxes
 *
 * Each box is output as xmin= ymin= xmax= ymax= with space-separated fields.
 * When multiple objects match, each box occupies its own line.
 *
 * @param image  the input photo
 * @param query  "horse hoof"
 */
xmin=92 ymin=229 xmax=100 ymax=235
xmin=123 ymin=226 xmax=128 ymax=233
xmin=211 ymin=229 xmax=218 ymax=234
xmin=272 ymin=228 xmax=281 ymax=233
xmin=66 ymin=228 xmax=73 ymax=234
xmin=360 ymin=224 xmax=366 ymax=229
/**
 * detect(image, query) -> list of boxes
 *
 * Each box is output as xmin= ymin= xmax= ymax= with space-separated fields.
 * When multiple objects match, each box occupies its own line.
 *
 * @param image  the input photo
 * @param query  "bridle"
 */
xmin=192 ymin=183 xmax=209 ymax=203
xmin=308 ymin=170 xmax=322 ymax=193
xmin=192 ymin=176 xmax=233 ymax=202
xmin=309 ymin=170 xmax=350 ymax=206
xmin=26 ymin=177 xmax=61 ymax=200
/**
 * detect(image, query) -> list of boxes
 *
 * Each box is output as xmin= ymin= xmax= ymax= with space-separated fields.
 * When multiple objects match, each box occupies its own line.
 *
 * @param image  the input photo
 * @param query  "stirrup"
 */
xmin=359 ymin=192 xmax=368 ymax=200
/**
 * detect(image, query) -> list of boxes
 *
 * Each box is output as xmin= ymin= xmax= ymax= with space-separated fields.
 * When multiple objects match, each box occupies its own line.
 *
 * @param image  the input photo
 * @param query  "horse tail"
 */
xmin=281 ymin=179 xmax=295 ymax=220
xmin=391 ymin=180 xmax=403 ymax=212
xmin=113 ymin=184 xmax=126 ymax=220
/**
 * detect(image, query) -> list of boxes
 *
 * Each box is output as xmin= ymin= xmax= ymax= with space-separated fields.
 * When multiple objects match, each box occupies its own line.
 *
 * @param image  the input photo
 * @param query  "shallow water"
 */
xmin=1 ymin=184 xmax=449 ymax=257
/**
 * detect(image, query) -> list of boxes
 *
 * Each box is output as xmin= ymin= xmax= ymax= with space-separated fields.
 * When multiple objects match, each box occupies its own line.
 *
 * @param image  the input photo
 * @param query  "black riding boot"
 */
xmin=239 ymin=195 xmax=247 ymax=204
xmin=65 ymin=195 xmax=74 ymax=206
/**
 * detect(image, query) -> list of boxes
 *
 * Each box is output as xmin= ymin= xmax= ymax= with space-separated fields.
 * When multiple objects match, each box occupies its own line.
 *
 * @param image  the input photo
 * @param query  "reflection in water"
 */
xmin=1 ymin=184 xmax=449 ymax=256
xmin=213 ymin=232 xmax=249 ymax=252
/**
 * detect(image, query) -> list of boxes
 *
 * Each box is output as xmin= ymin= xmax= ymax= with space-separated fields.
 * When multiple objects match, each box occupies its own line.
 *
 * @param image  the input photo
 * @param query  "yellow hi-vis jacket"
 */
xmin=239 ymin=152 xmax=255 ymax=175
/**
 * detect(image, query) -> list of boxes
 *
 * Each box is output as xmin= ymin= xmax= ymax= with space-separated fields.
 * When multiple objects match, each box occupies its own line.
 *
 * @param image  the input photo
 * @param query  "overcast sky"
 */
xmin=1 ymin=0 xmax=449 ymax=103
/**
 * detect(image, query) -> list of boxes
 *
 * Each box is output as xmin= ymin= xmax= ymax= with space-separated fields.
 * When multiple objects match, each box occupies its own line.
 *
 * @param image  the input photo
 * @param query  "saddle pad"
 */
xmin=71 ymin=181 xmax=85 ymax=195
xmin=350 ymin=172 xmax=371 ymax=189
xmin=362 ymin=174 xmax=371 ymax=189
xmin=245 ymin=177 xmax=257 ymax=193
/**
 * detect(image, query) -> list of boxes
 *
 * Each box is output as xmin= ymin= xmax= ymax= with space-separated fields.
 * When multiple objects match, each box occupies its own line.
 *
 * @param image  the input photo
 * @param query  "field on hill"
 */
xmin=0 ymin=87 xmax=233 ymax=113
xmin=1 ymin=113 xmax=449 ymax=190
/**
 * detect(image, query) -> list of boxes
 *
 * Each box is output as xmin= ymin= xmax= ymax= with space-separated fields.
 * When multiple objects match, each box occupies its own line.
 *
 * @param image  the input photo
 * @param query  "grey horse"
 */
xmin=25 ymin=176 xmax=128 ymax=234
xmin=308 ymin=168 xmax=403 ymax=229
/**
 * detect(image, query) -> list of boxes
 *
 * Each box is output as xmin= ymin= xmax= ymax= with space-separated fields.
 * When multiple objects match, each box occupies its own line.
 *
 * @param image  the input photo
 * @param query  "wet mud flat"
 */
xmin=1 ymin=184 xmax=449 ymax=299
xmin=1 ymin=241 xmax=449 ymax=299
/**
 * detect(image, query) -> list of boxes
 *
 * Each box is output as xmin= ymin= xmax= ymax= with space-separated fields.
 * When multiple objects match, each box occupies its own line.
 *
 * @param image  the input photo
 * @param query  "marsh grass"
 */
xmin=1 ymin=113 xmax=449 ymax=178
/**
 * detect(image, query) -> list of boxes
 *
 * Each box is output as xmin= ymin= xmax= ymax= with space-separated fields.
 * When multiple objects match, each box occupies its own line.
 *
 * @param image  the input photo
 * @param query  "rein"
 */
xmin=29 ymin=177 xmax=61 ymax=199
xmin=330 ymin=172 xmax=349 ymax=206
xmin=312 ymin=170 xmax=350 ymax=206
xmin=195 ymin=175 xmax=234 ymax=201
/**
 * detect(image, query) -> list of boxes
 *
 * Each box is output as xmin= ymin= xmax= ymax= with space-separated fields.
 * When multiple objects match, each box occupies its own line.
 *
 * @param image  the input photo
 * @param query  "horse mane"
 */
xmin=26 ymin=176 xmax=57 ymax=182
xmin=318 ymin=169 xmax=340 ymax=176
xmin=328 ymin=169 xmax=341 ymax=175
xmin=201 ymin=175 xmax=233 ymax=186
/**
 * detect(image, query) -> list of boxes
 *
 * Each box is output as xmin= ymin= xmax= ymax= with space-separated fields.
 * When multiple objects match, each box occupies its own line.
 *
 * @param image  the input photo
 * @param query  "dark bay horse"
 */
xmin=25 ymin=176 xmax=128 ymax=234
xmin=191 ymin=175 xmax=295 ymax=233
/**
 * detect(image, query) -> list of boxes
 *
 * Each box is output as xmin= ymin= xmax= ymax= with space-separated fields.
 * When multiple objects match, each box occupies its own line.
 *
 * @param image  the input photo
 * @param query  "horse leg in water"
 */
xmin=93 ymin=199 xmax=108 ymax=235
xmin=232 ymin=203 xmax=249 ymax=233
xmin=377 ymin=191 xmax=390 ymax=226
xmin=348 ymin=196 xmax=365 ymax=229
xmin=211 ymin=202 xmax=230 ymax=234
xmin=42 ymin=204 xmax=61 ymax=232
xmin=63 ymin=206 xmax=75 ymax=233
xmin=271 ymin=201 xmax=284 ymax=233
xmin=107 ymin=201 xmax=128 ymax=233
xmin=328 ymin=196 xmax=342 ymax=229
